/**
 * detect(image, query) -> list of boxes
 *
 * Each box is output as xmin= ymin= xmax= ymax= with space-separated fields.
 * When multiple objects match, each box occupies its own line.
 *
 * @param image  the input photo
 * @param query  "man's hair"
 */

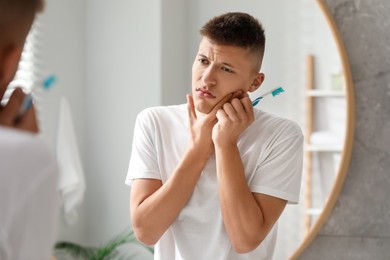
xmin=0 ymin=0 xmax=44 ymax=47
xmin=0 ymin=0 xmax=43 ymax=19
xmin=200 ymin=12 xmax=266 ymax=72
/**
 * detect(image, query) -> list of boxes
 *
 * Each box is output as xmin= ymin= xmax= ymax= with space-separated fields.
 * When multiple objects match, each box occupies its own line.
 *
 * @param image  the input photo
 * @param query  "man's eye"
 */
xmin=222 ymin=67 xmax=233 ymax=73
xmin=198 ymin=58 xmax=209 ymax=65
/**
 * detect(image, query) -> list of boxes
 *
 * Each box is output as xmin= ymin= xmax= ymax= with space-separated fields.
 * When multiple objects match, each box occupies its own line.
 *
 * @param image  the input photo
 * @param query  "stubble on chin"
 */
xmin=194 ymin=100 xmax=214 ymax=115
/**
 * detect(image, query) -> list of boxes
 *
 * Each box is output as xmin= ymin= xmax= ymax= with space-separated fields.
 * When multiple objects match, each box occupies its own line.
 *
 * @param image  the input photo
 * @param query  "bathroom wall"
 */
xmin=38 ymin=0 xmax=164 ymax=247
xmin=83 ymin=0 xmax=163 ymax=245
xmin=300 ymin=0 xmax=390 ymax=258
xmin=37 ymin=0 xmax=87 ymax=244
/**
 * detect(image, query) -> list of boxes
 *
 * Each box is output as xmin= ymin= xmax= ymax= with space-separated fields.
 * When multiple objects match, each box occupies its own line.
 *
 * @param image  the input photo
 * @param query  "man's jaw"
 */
xmin=193 ymin=98 xmax=216 ymax=115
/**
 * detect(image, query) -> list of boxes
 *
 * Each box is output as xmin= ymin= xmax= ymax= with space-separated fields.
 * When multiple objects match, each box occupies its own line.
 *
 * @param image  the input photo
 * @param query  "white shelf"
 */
xmin=306 ymin=208 xmax=323 ymax=216
xmin=305 ymin=144 xmax=343 ymax=152
xmin=306 ymin=89 xmax=345 ymax=97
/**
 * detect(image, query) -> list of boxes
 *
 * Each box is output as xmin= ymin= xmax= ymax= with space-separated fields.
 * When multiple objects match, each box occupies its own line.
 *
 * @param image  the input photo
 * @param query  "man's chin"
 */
xmin=195 ymin=103 xmax=214 ymax=115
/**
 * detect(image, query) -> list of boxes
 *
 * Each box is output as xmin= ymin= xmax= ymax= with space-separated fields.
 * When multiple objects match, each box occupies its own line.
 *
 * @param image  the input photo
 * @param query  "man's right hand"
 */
xmin=186 ymin=91 xmax=241 ymax=159
xmin=0 ymin=88 xmax=39 ymax=133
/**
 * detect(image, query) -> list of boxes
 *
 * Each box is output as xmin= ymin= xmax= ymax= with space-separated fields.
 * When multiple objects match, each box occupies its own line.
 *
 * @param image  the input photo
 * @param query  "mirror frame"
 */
xmin=290 ymin=0 xmax=355 ymax=258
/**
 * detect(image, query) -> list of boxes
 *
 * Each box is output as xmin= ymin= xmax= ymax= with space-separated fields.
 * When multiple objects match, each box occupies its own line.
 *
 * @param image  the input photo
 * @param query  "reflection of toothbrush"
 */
xmin=252 ymin=87 xmax=285 ymax=107
xmin=17 ymin=75 xmax=57 ymax=116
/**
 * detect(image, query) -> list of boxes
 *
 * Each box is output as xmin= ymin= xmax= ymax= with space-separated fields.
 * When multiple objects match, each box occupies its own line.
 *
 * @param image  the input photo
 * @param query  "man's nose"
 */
xmin=202 ymin=65 xmax=217 ymax=86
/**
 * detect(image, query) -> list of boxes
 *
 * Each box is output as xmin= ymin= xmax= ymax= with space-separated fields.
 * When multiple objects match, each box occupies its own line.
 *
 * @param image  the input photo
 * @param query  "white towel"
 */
xmin=56 ymin=97 xmax=85 ymax=226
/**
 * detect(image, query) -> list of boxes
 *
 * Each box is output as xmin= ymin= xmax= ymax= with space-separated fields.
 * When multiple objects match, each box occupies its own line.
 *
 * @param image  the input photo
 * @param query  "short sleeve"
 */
xmin=125 ymin=110 xmax=161 ymax=186
xmin=249 ymin=125 xmax=304 ymax=204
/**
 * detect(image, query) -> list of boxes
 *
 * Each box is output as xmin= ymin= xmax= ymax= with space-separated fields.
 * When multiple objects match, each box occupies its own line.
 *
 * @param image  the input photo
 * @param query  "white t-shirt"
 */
xmin=126 ymin=104 xmax=303 ymax=260
xmin=0 ymin=127 xmax=59 ymax=260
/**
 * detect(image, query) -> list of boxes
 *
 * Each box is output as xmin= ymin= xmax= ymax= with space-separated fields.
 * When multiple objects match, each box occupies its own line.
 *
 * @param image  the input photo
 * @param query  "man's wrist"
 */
xmin=214 ymin=141 xmax=238 ymax=152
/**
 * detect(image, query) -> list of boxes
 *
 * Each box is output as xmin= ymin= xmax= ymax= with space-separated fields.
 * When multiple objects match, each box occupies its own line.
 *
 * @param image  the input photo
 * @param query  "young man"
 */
xmin=126 ymin=12 xmax=303 ymax=259
xmin=0 ymin=0 xmax=59 ymax=259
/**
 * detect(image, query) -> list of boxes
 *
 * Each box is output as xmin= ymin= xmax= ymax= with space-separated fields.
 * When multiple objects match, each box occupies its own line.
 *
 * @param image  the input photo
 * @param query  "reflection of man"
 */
xmin=0 ymin=0 xmax=59 ymax=259
xmin=126 ymin=12 xmax=303 ymax=259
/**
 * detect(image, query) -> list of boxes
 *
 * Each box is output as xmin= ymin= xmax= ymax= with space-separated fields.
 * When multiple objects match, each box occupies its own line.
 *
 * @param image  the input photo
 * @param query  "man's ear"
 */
xmin=0 ymin=44 xmax=23 ymax=94
xmin=248 ymin=73 xmax=265 ymax=93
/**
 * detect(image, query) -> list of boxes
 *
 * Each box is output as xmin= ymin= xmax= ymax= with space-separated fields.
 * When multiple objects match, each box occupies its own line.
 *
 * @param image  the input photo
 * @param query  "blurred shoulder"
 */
xmin=0 ymin=127 xmax=57 ymax=188
xmin=0 ymin=127 xmax=53 ymax=160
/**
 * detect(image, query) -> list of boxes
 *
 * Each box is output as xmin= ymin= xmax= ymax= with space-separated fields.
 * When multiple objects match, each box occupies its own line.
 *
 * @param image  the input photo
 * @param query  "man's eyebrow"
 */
xmin=197 ymin=53 xmax=236 ymax=69
xmin=197 ymin=53 xmax=208 ymax=59
xmin=222 ymin=62 xmax=235 ymax=69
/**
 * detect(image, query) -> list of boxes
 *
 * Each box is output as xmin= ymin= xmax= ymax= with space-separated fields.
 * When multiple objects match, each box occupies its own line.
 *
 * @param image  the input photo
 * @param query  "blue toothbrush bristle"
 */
xmin=252 ymin=87 xmax=284 ymax=107
xmin=42 ymin=75 xmax=57 ymax=90
xmin=271 ymin=87 xmax=285 ymax=96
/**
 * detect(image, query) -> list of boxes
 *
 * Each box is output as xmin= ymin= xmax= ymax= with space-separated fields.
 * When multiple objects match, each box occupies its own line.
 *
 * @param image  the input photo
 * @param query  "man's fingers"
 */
xmin=209 ymin=93 xmax=233 ymax=117
xmin=209 ymin=89 xmax=244 ymax=116
xmin=0 ymin=88 xmax=25 ymax=125
xmin=16 ymin=105 xmax=39 ymax=133
xmin=239 ymin=92 xmax=249 ymax=100
xmin=187 ymin=94 xmax=197 ymax=120
xmin=230 ymin=98 xmax=245 ymax=115
xmin=231 ymin=90 xmax=243 ymax=100
xmin=241 ymin=95 xmax=254 ymax=121
xmin=215 ymin=108 xmax=228 ymax=122
xmin=0 ymin=88 xmax=39 ymax=133
xmin=240 ymin=94 xmax=252 ymax=110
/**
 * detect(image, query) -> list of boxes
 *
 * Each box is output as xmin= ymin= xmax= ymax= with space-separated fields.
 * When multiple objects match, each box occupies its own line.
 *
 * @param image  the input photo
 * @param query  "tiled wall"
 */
xmin=300 ymin=0 xmax=390 ymax=259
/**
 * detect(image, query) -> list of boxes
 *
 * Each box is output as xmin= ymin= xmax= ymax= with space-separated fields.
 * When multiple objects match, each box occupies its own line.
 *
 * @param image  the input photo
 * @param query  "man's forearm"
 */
xmin=215 ymin=144 xmax=265 ymax=253
xmin=131 ymin=147 xmax=208 ymax=245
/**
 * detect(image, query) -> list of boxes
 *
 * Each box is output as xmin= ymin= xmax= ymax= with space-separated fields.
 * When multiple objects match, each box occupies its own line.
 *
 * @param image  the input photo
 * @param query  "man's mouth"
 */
xmin=196 ymin=88 xmax=216 ymax=98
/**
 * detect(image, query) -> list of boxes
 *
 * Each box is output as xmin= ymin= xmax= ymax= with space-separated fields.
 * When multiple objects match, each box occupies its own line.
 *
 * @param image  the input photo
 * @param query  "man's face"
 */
xmin=191 ymin=37 xmax=263 ymax=114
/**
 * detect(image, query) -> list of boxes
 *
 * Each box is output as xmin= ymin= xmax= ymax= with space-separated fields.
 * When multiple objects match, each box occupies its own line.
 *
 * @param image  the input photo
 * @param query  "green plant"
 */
xmin=54 ymin=229 xmax=153 ymax=260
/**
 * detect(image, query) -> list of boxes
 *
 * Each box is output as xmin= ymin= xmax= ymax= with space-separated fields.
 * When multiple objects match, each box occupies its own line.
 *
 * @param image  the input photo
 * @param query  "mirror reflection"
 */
xmin=10 ymin=0 xmax=347 ymax=259
xmin=185 ymin=2 xmax=346 ymax=259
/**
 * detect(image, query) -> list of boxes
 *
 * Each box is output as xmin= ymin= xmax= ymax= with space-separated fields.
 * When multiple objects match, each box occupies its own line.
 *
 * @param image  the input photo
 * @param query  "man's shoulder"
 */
xmin=252 ymin=109 xmax=303 ymax=138
xmin=0 ymin=127 xmax=57 ymax=203
xmin=137 ymin=104 xmax=187 ymax=123
xmin=139 ymin=104 xmax=186 ymax=115
xmin=0 ymin=127 xmax=50 ymax=154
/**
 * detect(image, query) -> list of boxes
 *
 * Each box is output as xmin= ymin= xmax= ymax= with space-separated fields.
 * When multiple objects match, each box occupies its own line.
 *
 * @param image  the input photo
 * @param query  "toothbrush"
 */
xmin=252 ymin=87 xmax=285 ymax=107
xmin=17 ymin=75 xmax=57 ymax=117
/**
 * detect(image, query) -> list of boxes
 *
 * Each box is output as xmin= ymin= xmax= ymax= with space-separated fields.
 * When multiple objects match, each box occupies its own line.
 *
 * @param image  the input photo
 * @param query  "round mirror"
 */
xmin=290 ymin=0 xmax=355 ymax=258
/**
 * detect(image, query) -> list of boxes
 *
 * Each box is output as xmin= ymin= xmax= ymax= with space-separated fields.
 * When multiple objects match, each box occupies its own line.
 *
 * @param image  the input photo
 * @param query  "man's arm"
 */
xmin=215 ymin=143 xmax=287 ymax=253
xmin=212 ymin=94 xmax=287 ymax=253
xmin=130 ymin=94 xmax=233 ymax=246
xmin=130 ymin=147 xmax=207 ymax=246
